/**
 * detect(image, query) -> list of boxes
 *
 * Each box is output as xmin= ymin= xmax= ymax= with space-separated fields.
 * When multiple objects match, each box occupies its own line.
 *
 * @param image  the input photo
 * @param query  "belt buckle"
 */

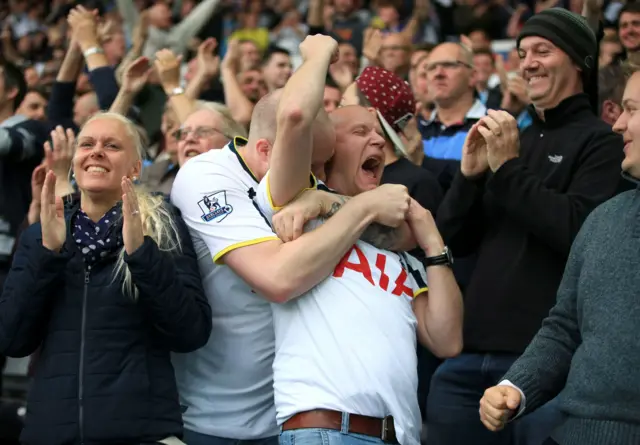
xmin=381 ymin=416 xmax=392 ymax=442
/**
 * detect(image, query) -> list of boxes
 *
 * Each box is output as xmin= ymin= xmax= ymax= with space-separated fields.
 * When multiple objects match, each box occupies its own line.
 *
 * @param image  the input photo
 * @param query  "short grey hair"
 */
xmin=195 ymin=100 xmax=248 ymax=139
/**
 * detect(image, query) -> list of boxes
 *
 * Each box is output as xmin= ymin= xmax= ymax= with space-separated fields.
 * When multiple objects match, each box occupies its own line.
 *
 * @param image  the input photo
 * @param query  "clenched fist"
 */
xmin=479 ymin=385 xmax=522 ymax=431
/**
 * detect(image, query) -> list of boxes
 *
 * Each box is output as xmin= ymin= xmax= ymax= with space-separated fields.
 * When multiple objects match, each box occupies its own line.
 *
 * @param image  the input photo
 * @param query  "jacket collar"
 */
xmin=528 ymin=93 xmax=594 ymax=129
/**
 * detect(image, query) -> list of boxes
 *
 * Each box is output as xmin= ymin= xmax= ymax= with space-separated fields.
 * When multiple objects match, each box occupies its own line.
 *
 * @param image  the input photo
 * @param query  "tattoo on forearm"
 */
xmin=325 ymin=201 xmax=343 ymax=218
xmin=324 ymin=194 xmax=401 ymax=251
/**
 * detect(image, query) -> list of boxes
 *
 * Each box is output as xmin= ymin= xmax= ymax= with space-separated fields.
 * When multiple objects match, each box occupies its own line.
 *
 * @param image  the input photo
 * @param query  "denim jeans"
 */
xmin=280 ymin=428 xmax=386 ymax=445
xmin=425 ymin=353 xmax=566 ymax=445
xmin=182 ymin=429 xmax=278 ymax=445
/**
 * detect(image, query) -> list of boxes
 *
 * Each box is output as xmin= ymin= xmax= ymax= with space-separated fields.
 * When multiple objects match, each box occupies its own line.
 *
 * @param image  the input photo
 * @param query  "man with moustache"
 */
xmin=427 ymin=8 xmax=625 ymax=445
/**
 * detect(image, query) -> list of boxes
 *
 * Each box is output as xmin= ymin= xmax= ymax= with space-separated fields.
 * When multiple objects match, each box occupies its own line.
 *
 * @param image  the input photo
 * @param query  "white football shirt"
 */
xmin=255 ymin=171 xmax=428 ymax=445
xmin=169 ymin=138 xmax=280 ymax=439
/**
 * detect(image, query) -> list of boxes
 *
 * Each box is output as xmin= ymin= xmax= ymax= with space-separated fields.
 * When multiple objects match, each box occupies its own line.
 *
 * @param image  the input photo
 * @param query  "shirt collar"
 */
xmin=425 ymin=99 xmax=486 ymax=126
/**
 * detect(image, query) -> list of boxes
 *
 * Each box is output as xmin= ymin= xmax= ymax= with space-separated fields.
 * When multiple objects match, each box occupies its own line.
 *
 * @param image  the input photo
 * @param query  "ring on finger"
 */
xmin=131 ymin=210 xmax=140 ymax=216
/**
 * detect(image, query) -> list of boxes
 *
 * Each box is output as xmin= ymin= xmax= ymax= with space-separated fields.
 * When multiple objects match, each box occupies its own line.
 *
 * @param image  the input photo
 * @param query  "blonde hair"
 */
xmin=195 ymin=100 xmax=248 ymax=139
xmin=77 ymin=112 xmax=182 ymax=299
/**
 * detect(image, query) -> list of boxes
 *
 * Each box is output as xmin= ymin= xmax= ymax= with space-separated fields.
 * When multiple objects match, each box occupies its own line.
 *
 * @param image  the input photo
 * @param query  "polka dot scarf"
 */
xmin=72 ymin=204 xmax=123 ymax=269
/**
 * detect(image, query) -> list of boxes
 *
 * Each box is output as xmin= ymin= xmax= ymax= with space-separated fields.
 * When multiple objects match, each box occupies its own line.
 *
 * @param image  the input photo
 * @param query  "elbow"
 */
xmin=169 ymin=321 xmax=212 ymax=352
xmin=260 ymin=283 xmax=297 ymax=304
xmin=257 ymin=274 xmax=303 ymax=304
xmin=277 ymin=105 xmax=307 ymax=128
xmin=434 ymin=338 xmax=463 ymax=359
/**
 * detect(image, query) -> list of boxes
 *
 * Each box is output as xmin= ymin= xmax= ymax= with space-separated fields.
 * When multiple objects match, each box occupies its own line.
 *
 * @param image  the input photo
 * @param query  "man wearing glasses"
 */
xmin=418 ymin=42 xmax=486 ymax=195
xmin=173 ymin=105 xmax=246 ymax=167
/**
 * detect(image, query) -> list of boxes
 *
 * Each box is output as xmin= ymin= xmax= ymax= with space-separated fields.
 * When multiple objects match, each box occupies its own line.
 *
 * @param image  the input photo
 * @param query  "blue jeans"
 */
xmin=425 ymin=353 xmax=566 ymax=445
xmin=280 ymin=428 xmax=385 ymax=445
xmin=182 ymin=429 xmax=279 ymax=445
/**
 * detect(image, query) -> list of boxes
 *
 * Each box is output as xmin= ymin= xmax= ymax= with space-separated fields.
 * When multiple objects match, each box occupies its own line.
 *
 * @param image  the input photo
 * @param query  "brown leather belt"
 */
xmin=282 ymin=409 xmax=398 ymax=443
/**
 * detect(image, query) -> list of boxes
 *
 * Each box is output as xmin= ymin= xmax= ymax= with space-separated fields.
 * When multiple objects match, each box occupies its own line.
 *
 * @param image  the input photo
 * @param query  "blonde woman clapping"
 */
xmin=0 ymin=112 xmax=211 ymax=445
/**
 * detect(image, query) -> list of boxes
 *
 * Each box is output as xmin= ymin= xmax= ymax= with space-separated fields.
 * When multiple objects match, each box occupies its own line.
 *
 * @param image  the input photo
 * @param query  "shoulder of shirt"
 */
xmin=174 ymin=148 xmax=234 ymax=182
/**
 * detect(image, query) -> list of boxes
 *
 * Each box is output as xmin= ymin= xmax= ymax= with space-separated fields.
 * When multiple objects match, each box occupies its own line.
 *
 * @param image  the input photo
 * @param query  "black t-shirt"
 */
xmin=381 ymin=157 xmax=444 ymax=262
xmin=381 ymin=157 xmax=443 ymax=216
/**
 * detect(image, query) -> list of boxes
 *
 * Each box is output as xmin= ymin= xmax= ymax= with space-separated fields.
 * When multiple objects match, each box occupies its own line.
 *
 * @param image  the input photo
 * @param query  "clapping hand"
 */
xmin=460 ymin=121 xmax=489 ymax=178
xmin=154 ymin=49 xmax=182 ymax=95
xmin=477 ymin=110 xmax=520 ymax=172
xmin=40 ymin=171 xmax=67 ymax=252
xmin=67 ymin=5 xmax=99 ymax=46
xmin=121 ymin=177 xmax=145 ymax=255
xmin=196 ymin=38 xmax=221 ymax=79
xmin=44 ymin=125 xmax=75 ymax=178
xmin=122 ymin=56 xmax=152 ymax=94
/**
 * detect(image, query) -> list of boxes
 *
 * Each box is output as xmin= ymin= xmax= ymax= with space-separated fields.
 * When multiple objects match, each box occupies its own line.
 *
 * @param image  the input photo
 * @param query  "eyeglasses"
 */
xmin=382 ymin=45 xmax=411 ymax=52
xmin=172 ymin=126 xmax=227 ymax=141
xmin=425 ymin=60 xmax=473 ymax=72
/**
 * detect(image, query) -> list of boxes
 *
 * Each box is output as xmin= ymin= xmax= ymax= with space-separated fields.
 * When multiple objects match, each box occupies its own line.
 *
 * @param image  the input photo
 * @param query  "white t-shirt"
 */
xmin=169 ymin=139 xmax=280 ymax=439
xmin=255 ymin=172 xmax=428 ymax=445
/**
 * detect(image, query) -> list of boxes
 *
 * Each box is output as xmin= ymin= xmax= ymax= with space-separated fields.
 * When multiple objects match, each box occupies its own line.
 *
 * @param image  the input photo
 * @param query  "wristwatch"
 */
xmin=425 ymin=246 xmax=453 ymax=268
xmin=168 ymin=87 xmax=185 ymax=97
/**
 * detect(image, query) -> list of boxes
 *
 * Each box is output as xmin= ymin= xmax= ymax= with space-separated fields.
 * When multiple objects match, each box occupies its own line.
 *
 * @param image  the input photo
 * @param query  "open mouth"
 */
xmin=85 ymin=165 xmax=109 ymax=173
xmin=527 ymin=75 xmax=547 ymax=86
xmin=361 ymin=156 xmax=383 ymax=180
xmin=185 ymin=148 xmax=201 ymax=158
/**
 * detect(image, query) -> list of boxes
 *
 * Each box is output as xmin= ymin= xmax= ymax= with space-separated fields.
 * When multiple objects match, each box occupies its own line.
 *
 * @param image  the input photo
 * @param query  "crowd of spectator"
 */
xmin=0 ymin=0 xmax=639 ymax=444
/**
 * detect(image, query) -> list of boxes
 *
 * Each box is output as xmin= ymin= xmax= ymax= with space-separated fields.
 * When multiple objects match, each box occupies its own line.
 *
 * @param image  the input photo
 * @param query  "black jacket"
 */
xmin=437 ymin=93 xmax=624 ymax=354
xmin=0 ymin=200 xmax=212 ymax=445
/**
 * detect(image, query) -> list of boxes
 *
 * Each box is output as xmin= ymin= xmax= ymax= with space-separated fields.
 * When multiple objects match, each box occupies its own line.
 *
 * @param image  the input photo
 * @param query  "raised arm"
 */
xmin=169 ymin=0 xmax=221 ymax=54
xmin=268 ymin=35 xmax=339 ymax=208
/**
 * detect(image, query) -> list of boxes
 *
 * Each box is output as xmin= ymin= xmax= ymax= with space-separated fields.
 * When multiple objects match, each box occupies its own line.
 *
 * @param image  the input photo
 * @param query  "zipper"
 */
xmin=78 ymin=268 xmax=90 ymax=445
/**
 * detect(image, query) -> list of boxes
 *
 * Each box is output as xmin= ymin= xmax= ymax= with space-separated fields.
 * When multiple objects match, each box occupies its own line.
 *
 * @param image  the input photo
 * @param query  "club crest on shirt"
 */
xmin=198 ymin=191 xmax=233 ymax=222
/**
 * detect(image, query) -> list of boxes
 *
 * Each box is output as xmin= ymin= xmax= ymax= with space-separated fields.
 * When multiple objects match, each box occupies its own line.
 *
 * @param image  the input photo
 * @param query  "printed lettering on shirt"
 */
xmin=333 ymin=245 xmax=415 ymax=298
xmin=198 ymin=190 xmax=234 ymax=222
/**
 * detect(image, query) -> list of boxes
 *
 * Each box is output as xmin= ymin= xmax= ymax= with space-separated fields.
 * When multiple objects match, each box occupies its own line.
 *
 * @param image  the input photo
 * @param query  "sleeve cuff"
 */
xmin=498 ymin=379 xmax=526 ymax=420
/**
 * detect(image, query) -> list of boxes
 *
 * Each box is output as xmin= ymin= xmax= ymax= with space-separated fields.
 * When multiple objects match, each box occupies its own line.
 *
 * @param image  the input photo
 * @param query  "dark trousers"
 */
xmin=425 ymin=353 xmax=566 ymax=445
xmin=542 ymin=439 xmax=560 ymax=445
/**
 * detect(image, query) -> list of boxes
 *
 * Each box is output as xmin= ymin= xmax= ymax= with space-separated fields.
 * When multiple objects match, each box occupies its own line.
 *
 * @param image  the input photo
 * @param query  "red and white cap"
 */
xmin=355 ymin=66 xmax=416 ymax=155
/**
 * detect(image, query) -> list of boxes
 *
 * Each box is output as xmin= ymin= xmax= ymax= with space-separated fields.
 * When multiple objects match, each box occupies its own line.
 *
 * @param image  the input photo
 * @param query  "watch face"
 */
xmin=445 ymin=246 xmax=454 ymax=265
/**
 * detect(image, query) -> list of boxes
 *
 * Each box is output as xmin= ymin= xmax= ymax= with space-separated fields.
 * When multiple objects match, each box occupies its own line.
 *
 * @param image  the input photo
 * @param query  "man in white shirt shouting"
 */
xmin=253 ymin=102 xmax=463 ymax=445
xmin=170 ymin=34 xmax=423 ymax=445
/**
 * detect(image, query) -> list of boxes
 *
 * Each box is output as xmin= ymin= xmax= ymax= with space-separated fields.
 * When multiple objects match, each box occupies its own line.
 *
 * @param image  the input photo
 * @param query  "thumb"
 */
xmin=502 ymin=387 xmax=521 ymax=410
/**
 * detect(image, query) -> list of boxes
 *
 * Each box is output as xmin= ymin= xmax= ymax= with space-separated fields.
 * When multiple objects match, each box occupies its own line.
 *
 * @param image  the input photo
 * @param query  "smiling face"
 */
xmin=518 ymin=36 xmax=582 ymax=111
xmin=619 ymin=11 xmax=640 ymax=52
xmin=73 ymin=117 xmax=142 ymax=201
xmin=613 ymin=71 xmax=640 ymax=179
xmin=327 ymin=106 xmax=386 ymax=197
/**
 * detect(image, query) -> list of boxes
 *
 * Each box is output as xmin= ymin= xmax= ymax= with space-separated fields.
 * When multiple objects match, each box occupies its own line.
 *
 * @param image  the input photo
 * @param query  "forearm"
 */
xmin=270 ymin=197 xmax=376 ymax=302
xmin=221 ymin=67 xmax=253 ymax=127
xmin=169 ymin=93 xmax=198 ymax=124
xmin=57 ymin=44 xmax=84 ymax=82
xmin=115 ymin=44 xmax=144 ymax=85
xmin=110 ymin=88 xmax=135 ymax=115
xmin=78 ymin=38 xmax=110 ymax=71
xmin=171 ymin=0 xmax=221 ymax=44
xmin=308 ymin=0 xmax=324 ymax=27
xmin=185 ymin=71 xmax=210 ymax=100
xmin=416 ymin=264 xmax=463 ymax=358
xmin=270 ymin=55 xmax=333 ymax=206
xmin=126 ymin=237 xmax=212 ymax=352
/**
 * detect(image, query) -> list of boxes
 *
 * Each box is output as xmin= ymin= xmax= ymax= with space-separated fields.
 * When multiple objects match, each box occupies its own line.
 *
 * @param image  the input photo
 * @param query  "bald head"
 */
xmin=331 ymin=105 xmax=376 ymax=130
xmin=248 ymin=88 xmax=283 ymax=143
